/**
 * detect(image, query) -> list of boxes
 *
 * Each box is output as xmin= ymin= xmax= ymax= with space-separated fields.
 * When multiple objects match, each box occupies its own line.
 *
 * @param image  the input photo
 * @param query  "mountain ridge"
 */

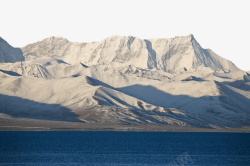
xmin=21 ymin=34 xmax=240 ymax=72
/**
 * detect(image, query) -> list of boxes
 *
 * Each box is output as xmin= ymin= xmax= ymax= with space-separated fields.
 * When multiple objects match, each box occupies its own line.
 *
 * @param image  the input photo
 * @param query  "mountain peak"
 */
xmin=44 ymin=36 xmax=69 ymax=42
xmin=188 ymin=33 xmax=194 ymax=38
xmin=170 ymin=34 xmax=195 ymax=43
xmin=104 ymin=35 xmax=135 ymax=41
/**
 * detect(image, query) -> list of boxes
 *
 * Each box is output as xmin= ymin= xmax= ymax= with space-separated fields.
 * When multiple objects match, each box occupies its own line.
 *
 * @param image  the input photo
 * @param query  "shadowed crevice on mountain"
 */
xmin=213 ymin=73 xmax=231 ymax=79
xmin=86 ymin=76 xmax=114 ymax=89
xmin=144 ymin=39 xmax=157 ymax=69
xmin=55 ymin=59 xmax=69 ymax=65
xmin=181 ymin=76 xmax=206 ymax=82
xmin=222 ymin=80 xmax=250 ymax=91
xmin=0 ymin=94 xmax=82 ymax=122
xmin=80 ymin=63 xmax=89 ymax=68
xmin=0 ymin=69 xmax=22 ymax=76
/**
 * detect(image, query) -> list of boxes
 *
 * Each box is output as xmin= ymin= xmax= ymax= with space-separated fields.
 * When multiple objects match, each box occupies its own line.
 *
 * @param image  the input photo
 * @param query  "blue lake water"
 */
xmin=0 ymin=131 xmax=249 ymax=165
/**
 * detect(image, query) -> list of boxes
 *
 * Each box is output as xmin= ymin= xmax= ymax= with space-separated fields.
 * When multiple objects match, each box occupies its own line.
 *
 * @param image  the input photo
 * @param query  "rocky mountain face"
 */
xmin=0 ymin=37 xmax=24 ymax=63
xmin=0 ymin=35 xmax=249 ymax=130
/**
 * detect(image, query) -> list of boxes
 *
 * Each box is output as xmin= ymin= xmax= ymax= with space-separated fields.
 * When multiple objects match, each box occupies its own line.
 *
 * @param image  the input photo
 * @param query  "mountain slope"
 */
xmin=148 ymin=35 xmax=239 ymax=72
xmin=0 ymin=37 xmax=24 ymax=63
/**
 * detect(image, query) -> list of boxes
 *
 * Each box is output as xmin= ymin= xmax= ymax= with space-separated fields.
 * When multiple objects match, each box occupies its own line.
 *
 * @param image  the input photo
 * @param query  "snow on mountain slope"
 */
xmin=0 ymin=63 xmax=249 ymax=127
xmin=22 ymin=35 xmax=239 ymax=72
xmin=0 ymin=37 xmax=24 ymax=63
xmin=147 ymin=35 xmax=239 ymax=72
xmin=22 ymin=36 xmax=70 ymax=61
xmin=0 ymin=73 xmax=191 ymax=126
xmin=0 ymin=61 xmax=52 ymax=79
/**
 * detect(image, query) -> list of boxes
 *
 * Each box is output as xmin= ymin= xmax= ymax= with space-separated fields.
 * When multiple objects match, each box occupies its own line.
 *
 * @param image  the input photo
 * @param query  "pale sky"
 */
xmin=1 ymin=0 xmax=249 ymax=70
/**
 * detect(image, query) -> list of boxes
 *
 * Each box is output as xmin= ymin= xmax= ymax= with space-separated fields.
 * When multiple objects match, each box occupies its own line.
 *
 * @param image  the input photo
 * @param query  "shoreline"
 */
xmin=1 ymin=118 xmax=250 ymax=133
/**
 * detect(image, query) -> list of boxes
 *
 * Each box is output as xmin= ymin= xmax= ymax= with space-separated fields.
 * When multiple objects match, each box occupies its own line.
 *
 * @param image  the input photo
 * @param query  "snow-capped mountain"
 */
xmin=22 ymin=34 xmax=239 ymax=72
xmin=0 ymin=35 xmax=249 ymax=130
